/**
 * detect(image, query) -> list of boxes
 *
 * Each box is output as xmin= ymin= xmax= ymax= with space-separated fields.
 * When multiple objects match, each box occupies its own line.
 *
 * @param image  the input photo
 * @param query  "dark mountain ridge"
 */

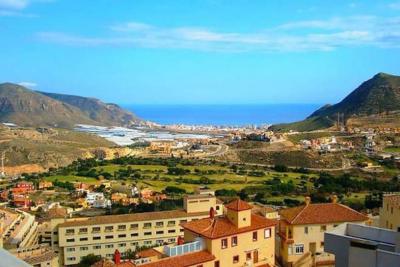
xmin=0 ymin=83 xmax=142 ymax=128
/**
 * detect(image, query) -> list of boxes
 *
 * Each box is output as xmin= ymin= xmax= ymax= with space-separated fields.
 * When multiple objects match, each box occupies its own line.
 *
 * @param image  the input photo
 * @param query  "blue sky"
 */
xmin=0 ymin=0 xmax=400 ymax=105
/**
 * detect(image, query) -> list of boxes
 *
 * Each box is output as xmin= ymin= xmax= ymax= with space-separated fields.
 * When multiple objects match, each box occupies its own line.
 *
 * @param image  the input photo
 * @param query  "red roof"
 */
xmin=279 ymin=203 xmax=368 ymax=225
xmin=182 ymin=214 xmax=276 ymax=239
xmin=225 ymin=199 xmax=252 ymax=211
xmin=140 ymin=250 xmax=215 ymax=267
xmin=137 ymin=248 xmax=163 ymax=259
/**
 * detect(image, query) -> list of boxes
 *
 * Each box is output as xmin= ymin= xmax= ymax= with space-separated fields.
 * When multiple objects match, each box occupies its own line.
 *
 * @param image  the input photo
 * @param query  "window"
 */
xmin=156 ymin=239 xmax=164 ymax=245
xmin=67 ymin=257 xmax=76 ymax=261
xmin=93 ymin=236 xmax=101 ymax=240
xmin=131 ymin=242 xmax=138 ymax=246
xmin=216 ymin=206 xmax=220 ymax=210
xmin=156 ymin=222 xmax=164 ymax=228
xmin=320 ymin=241 xmax=324 ymax=247
xmin=79 ymin=228 xmax=88 ymax=234
xmin=66 ymin=248 xmax=75 ymax=252
xmin=180 ymin=220 xmax=187 ymax=224
xmin=304 ymin=226 xmax=309 ymax=234
xmin=118 ymin=225 xmax=126 ymax=231
xmin=93 ymin=245 xmax=101 ymax=249
xmin=233 ymin=255 xmax=239 ymax=263
xmin=264 ymin=228 xmax=271 ymax=239
xmin=168 ymin=229 xmax=176 ymax=233
xmin=246 ymin=252 xmax=251 ymax=261
xmin=131 ymin=233 xmax=138 ymax=237
xmin=320 ymin=225 xmax=327 ymax=232
xmin=168 ymin=238 xmax=176 ymax=243
xmin=66 ymin=238 xmax=75 ymax=243
xmin=79 ymin=237 xmax=88 ymax=241
xmin=130 ymin=223 xmax=138 ymax=229
xmin=80 ymin=247 xmax=88 ymax=251
xmin=105 ymin=226 xmax=114 ymax=232
xmin=167 ymin=220 xmax=176 ymax=227
xmin=66 ymin=229 xmax=74 ymax=235
xmin=214 ymin=261 xmax=220 ymax=267
xmin=144 ymin=240 xmax=152 ymax=245
xmin=118 ymin=234 xmax=126 ymax=238
xmin=221 ymin=238 xmax=228 ymax=249
xmin=295 ymin=244 xmax=304 ymax=254
xmin=92 ymin=227 xmax=100 ymax=233
xmin=118 ymin=243 xmax=126 ymax=247
xmin=252 ymin=231 xmax=258 ymax=241
xmin=105 ymin=244 xmax=114 ymax=248
xmin=143 ymin=223 xmax=152 ymax=229
xmin=144 ymin=232 xmax=152 ymax=236
xmin=231 ymin=236 xmax=238 ymax=247
xmin=105 ymin=235 xmax=113 ymax=239
xmin=156 ymin=231 xmax=164 ymax=235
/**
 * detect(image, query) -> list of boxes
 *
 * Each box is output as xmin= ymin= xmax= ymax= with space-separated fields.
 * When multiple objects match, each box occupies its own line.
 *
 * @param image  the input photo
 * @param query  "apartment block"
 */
xmin=117 ymin=198 xmax=277 ymax=267
xmin=277 ymin=196 xmax=369 ymax=267
xmin=56 ymin=194 xmax=220 ymax=265
xmin=379 ymin=193 xmax=400 ymax=231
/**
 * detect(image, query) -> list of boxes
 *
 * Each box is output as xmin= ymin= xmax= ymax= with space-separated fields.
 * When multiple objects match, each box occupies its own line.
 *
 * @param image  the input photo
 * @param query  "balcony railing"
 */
xmin=164 ymin=239 xmax=203 ymax=257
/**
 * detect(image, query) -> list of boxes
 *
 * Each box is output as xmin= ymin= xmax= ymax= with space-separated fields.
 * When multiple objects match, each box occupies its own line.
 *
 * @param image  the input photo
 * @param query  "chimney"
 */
xmin=305 ymin=196 xmax=311 ymax=206
xmin=114 ymin=249 xmax=121 ymax=265
xmin=177 ymin=236 xmax=184 ymax=245
xmin=331 ymin=195 xmax=338 ymax=203
xmin=209 ymin=207 xmax=215 ymax=219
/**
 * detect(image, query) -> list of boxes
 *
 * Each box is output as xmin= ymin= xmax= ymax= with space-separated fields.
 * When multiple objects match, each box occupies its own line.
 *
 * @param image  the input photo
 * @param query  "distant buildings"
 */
xmin=324 ymin=223 xmax=400 ymax=267
xmin=379 ymin=193 xmax=400 ymax=232
xmin=277 ymin=196 xmax=369 ymax=267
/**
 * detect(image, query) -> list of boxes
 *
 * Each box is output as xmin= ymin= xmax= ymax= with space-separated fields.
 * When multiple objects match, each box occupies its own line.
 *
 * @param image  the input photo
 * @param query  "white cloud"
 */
xmin=36 ymin=16 xmax=400 ymax=52
xmin=18 ymin=81 xmax=37 ymax=88
xmin=0 ymin=0 xmax=29 ymax=9
xmin=389 ymin=2 xmax=400 ymax=9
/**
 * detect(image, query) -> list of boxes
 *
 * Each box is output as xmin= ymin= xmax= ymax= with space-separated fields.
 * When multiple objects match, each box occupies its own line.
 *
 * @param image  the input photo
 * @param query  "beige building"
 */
xmin=379 ymin=193 xmax=400 ymax=232
xmin=54 ymin=194 xmax=220 ymax=265
xmin=127 ymin=198 xmax=277 ymax=267
xmin=10 ymin=245 xmax=59 ymax=267
xmin=277 ymin=196 xmax=369 ymax=267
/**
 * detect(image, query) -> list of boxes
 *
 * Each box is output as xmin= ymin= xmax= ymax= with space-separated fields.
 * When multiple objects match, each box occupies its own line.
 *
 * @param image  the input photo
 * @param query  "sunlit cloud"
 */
xmin=36 ymin=15 xmax=400 ymax=52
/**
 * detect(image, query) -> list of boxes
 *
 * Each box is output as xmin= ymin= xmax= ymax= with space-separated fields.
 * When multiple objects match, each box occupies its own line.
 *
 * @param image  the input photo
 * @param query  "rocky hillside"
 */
xmin=272 ymin=72 xmax=400 ymax=131
xmin=0 ymin=83 xmax=142 ymax=128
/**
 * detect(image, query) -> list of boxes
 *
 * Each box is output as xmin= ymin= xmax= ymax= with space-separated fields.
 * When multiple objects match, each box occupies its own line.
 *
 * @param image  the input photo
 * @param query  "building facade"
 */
xmin=55 ymin=195 xmax=220 ymax=265
xmin=277 ymin=196 xmax=369 ymax=267
xmin=379 ymin=193 xmax=400 ymax=232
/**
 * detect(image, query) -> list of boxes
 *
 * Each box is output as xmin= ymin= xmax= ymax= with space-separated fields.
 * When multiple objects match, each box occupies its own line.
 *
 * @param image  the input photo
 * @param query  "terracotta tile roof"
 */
xmin=384 ymin=194 xmax=400 ymax=208
xmin=45 ymin=207 xmax=68 ymax=219
xmin=225 ymin=199 xmax=252 ymax=211
xmin=137 ymin=248 xmax=163 ymax=259
xmin=91 ymin=259 xmax=135 ymax=267
xmin=23 ymin=250 xmax=58 ymax=265
xmin=182 ymin=214 xmax=276 ymax=239
xmin=59 ymin=210 xmax=209 ymax=228
xmin=216 ymin=198 xmax=223 ymax=204
xmin=140 ymin=250 xmax=215 ymax=267
xmin=279 ymin=203 xmax=368 ymax=225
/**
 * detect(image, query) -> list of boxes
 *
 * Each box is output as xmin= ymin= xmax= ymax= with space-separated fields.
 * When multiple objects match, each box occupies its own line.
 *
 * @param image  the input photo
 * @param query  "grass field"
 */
xmin=45 ymin=163 xmax=316 ymax=193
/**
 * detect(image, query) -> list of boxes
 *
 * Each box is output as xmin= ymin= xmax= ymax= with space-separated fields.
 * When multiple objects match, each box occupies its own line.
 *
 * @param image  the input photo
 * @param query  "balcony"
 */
xmin=164 ymin=238 xmax=203 ymax=257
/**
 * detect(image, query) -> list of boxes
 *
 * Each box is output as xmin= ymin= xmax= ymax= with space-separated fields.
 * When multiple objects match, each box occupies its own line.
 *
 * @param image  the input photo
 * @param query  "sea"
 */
xmin=124 ymin=104 xmax=321 ymax=126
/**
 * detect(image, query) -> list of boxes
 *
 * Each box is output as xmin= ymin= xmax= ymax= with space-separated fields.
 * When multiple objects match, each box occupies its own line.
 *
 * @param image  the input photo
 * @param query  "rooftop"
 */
xmin=279 ymin=202 xmax=368 ymax=225
xmin=91 ymin=259 xmax=135 ymax=267
xmin=182 ymin=214 xmax=276 ymax=239
xmin=225 ymin=198 xmax=252 ymax=211
xmin=59 ymin=210 xmax=209 ymax=228
xmin=22 ymin=250 xmax=58 ymax=265
xmin=137 ymin=248 xmax=164 ymax=259
xmin=140 ymin=250 xmax=215 ymax=267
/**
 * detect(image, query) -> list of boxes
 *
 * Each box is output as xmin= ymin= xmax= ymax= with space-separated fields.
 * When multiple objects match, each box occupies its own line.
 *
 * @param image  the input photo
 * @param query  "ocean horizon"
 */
xmin=124 ymin=104 xmax=322 ymax=126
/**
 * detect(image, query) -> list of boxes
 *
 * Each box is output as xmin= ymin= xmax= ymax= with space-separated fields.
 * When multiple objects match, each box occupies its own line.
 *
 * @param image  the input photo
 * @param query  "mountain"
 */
xmin=38 ymin=91 xmax=141 ymax=127
xmin=0 ymin=83 xmax=142 ymax=128
xmin=271 ymin=72 xmax=400 ymax=131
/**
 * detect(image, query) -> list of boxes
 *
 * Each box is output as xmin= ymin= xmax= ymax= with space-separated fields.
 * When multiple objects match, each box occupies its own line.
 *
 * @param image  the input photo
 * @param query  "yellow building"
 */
xmin=277 ymin=196 xmax=369 ymax=267
xmin=134 ymin=199 xmax=276 ymax=267
xmin=379 ymin=193 xmax=400 ymax=231
xmin=55 ymin=195 xmax=220 ymax=266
